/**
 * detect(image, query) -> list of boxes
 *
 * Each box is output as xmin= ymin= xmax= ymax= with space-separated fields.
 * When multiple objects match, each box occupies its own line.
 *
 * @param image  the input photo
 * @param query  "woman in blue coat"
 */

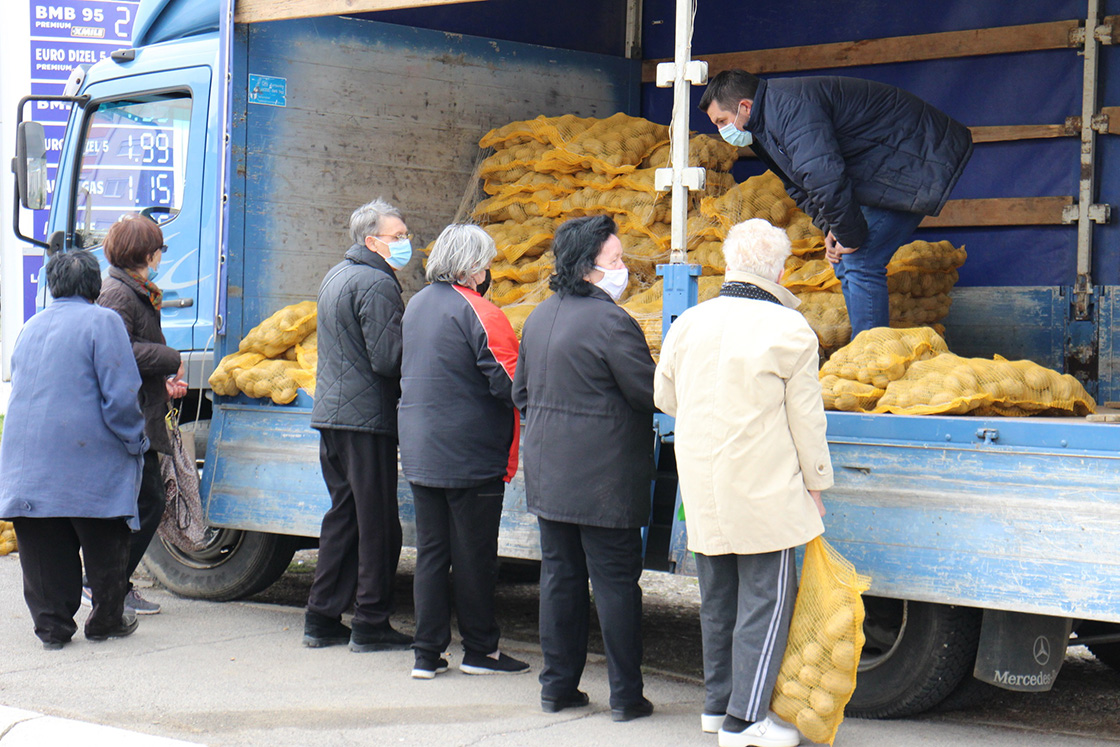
xmin=0 ymin=250 xmax=148 ymax=649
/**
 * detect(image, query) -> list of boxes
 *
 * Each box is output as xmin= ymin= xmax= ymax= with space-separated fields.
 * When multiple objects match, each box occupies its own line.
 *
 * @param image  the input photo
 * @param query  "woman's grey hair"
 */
xmin=46 ymin=249 xmax=102 ymax=301
xmin=349 ymin=197 xmax=402 ymax=246
xmin=722 ymin=218 xmax=792 ymax=281
xmin=426 ymin=224 xmax=497 ymax=284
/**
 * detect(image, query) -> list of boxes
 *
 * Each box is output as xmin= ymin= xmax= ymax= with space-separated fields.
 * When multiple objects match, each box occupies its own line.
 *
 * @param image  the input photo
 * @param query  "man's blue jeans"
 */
xmin=832 ymin=205 xmax=926 ymax=337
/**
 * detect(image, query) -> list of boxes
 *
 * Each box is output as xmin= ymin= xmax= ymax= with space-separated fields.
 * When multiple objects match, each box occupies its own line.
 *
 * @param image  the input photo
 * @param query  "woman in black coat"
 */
xmin=512 ymin=214 xmax=657 ymax=722
xmin=95 ymin=214 xmax=186 ymax=615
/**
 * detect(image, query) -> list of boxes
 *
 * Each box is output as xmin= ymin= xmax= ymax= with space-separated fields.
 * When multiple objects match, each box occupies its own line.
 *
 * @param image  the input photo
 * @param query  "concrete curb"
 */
xmin=0 ymin=706 xmax=204 ymax=746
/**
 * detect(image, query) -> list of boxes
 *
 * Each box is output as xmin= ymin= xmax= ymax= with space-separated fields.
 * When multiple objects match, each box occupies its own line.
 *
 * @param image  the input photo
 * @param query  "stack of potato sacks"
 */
xmin=470 ymin=113 xmax=739 ymax=339
xmin=208 ymin=301 xmax=318 ymax=404
xmin=0 ymin=521 xmax=16 ymax=556
xmin=820 ymin=327 xmax=1096 ymax=416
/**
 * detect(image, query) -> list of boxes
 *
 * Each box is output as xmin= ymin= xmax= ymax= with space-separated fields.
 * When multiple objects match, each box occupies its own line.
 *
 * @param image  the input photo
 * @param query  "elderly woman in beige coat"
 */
xmin=654 ymin=218 xmax=832 ymax=747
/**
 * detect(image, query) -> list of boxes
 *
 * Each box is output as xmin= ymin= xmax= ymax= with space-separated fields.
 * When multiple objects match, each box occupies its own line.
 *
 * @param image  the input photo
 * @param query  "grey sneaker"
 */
xmin=125 ymin=589 xmax=161 ymax=615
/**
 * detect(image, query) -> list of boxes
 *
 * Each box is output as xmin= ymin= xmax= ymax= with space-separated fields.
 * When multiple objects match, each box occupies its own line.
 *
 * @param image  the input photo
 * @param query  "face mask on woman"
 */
xmin=385 ymin=238 xmax=413 ymax=270
xmin=594 ymin=265 xmax=629 ymax=301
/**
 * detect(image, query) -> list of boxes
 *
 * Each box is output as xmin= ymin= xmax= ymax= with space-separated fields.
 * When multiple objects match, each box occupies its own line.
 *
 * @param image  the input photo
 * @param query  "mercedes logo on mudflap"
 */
xmin=1033 ymin=635 xmax=1052 ymax=666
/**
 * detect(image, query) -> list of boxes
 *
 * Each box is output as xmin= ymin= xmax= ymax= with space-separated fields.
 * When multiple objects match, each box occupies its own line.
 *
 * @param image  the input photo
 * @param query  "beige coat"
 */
xmin=654 ymin=271 xmax=832 ymax=556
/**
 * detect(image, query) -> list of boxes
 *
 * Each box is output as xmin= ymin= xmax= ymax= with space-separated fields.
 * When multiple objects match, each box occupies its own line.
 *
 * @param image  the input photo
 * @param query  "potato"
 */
xmin=831 ymin=640 xmax=857 ymax=670
xmin=824 ymin=606 xmax=856 ymax=640
xmin=798 ymin=664 xmax=823 ymax=688
xmin=819 ymin=668 xmax=853 ymax=696
xmin=1024 ymin=367 xmax=1051 ymax=391
xmin=770 ymin=692 xmax=801 ymax=722
xmin=810 ymin=688 xmax=837 ymax=714
xmin=796 ymin=707 xmax=828 ymax=739
xmin=802 ymin=642 xmax=827 ymax=666
xmin=781 ymin=679 xmax=810 ymax=700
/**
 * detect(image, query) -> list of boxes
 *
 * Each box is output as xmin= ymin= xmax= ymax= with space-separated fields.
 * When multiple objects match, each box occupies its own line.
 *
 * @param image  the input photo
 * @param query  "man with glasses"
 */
xmin=303 ymin=197 xmax=414 ymax=652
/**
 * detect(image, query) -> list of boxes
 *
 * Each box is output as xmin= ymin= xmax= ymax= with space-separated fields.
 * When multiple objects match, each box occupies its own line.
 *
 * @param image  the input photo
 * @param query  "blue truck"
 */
xmin=12 ymin=0 xmax=1120 ymax=718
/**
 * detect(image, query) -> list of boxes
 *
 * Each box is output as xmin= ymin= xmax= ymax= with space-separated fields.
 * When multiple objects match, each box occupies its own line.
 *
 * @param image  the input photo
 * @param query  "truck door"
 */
xmin=58 ymin=66 xmax=212 ymax=352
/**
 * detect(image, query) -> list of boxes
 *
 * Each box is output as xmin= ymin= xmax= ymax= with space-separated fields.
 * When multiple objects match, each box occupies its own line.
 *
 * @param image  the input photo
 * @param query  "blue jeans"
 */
xmin=832 ymin=205 xmax=926 ymax=337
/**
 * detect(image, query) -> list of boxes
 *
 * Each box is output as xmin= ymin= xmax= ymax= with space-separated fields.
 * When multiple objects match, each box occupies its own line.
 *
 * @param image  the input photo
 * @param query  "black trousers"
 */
xmin=126 ymin=449 xmax=166 ymax=587
xmin=537 ymin=517 xmax=644 ymax=708
xmin=13 ymin=517 xmax=131 ymax=644
xmin=307 ymin=429 xmax=402 ymax=626
xmin=411 ymin=480 xmax=505 ymax=657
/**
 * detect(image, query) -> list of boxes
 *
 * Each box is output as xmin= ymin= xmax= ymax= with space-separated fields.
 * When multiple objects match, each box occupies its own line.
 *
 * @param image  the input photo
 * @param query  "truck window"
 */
xmin=73 ymin=94 xmax=191 ymax=248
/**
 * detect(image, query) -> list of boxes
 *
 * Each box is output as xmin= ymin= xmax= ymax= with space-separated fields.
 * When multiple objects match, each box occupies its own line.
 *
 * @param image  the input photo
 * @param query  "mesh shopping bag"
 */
xmin=771 ymin=537 xmax=872 ymax=745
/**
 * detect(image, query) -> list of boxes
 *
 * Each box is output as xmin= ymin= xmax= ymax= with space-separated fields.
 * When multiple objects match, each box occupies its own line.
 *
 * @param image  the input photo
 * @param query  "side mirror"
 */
xmin=15 ymin=121 xmax=48 ymax=210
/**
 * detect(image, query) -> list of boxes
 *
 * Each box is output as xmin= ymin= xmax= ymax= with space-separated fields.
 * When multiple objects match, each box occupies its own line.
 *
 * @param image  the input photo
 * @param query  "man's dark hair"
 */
xmin=698 ymin=69 xmax=761 ymax=113
xmin=549 ymin=215 xmax=618 ymax=297
xmin=46 ymin=249 xmax=102 ymax=301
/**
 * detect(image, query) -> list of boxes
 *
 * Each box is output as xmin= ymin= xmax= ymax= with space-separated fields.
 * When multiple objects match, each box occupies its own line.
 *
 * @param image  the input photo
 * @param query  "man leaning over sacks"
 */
xmin=303 ymin=197 xmax=413 ymax=652
xmin=701 ymin=69 xmax=972 ymax=338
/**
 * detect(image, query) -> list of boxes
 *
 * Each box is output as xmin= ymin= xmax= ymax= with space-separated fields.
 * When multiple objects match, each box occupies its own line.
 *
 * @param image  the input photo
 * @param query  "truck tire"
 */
xmin=143 ymin=529 xmax=300 ymax=601
xmin=847 ymin=597 xmax=982 ymax=718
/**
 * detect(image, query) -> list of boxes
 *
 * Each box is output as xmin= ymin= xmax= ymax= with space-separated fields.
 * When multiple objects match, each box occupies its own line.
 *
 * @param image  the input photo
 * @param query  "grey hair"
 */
xmin=348 ymin=197 xmax=402 ymax=246
xmin=426 ymin=224 xmax=497 ymax=284
xmin=722 ymin=218 xmax=792 ymax=281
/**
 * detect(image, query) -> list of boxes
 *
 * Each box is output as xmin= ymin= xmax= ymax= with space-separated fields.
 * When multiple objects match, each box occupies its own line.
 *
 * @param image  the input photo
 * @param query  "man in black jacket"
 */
xmin=303 ymin=197 xmax=413 ymax=652
xmin=700 ymin=70 xmax=972 ymax=337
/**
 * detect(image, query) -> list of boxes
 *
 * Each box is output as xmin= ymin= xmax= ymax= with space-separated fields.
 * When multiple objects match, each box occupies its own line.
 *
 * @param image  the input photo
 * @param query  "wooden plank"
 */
xmin=235 ymin=0 xmax=483 ymax=24
xmin=970 ymin=121 xmax=1080 ymax=143
xmin=643 ymin=19 xmax=1085 ymax=81
xmin=920 ymin=196 xmax=1073 ymax=228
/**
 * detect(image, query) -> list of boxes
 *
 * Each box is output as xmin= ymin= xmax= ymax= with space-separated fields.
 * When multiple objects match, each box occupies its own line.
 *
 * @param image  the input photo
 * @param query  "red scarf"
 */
xmin=127 ymin=270 xmax=163 ymax=309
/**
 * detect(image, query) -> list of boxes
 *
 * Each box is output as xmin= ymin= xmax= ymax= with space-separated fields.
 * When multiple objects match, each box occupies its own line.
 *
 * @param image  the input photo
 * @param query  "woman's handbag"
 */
xmin=157 ymin=408 xmax=208 ymax=552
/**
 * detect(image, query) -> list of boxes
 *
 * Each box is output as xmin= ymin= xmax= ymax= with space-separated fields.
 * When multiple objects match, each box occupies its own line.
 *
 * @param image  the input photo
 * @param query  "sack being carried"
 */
xmin=771 ymin=537 xmax=871 ymax=746
xmin=158 ymin=408 xmax=207 ymax=552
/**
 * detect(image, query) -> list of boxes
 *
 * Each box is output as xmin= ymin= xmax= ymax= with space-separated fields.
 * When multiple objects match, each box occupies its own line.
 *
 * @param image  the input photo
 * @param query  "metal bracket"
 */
xmin=655 ymin=60 xmax=708 ymax=88
xmin=1070 ymin=26 xmax=1087 ymax=46
xmin=1092 ymin=112 xmax=1111 ymax=133
xmin=976 ymin=428 xmax=1000 ymax=445
xmin=1096 ymin=20 xmax=1116 ymax=45
xmin=1062 ymin=203 xmax=1112 ymax=224
xmin=655 ymin=166 xmax=706 ymax=192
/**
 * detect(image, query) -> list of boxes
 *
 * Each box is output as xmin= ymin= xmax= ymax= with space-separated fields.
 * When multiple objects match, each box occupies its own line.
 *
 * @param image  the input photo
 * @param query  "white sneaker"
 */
xmin=718 ymin=717 xmax=801 ymax=747
xmin=701 ymin=713 xmax=724 ymax=733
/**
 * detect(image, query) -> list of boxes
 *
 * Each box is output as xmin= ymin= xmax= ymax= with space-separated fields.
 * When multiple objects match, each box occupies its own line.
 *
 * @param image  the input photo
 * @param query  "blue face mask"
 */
xmin=718 ymin=105 xmax=753 ymax=148
xmin=385 ymin=238 xmax=412 ymax=270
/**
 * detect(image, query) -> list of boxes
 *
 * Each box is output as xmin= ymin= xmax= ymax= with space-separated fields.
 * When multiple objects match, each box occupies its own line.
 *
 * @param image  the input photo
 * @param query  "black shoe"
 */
xmin=302 ymin=610 xmax=351 ymax=648
xmin=86 ymin=610 xmax=139 ymax=642
xmin=541 ymin=690 xmax=590 ymax=713
xmin=611 ymin=697 xmax=654 ymax=722
xmin=411 ymin=651 xmax=450 ymax=679
xmin=349 ymin=620 xmax=412 ymax=652
xmin=460 ymin=650 xmax=530 ymax=675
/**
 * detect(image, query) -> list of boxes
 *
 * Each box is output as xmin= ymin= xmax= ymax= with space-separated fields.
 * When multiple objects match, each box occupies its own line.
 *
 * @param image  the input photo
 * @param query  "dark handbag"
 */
xmin=157 ymin=408 xmax=208 ymax=552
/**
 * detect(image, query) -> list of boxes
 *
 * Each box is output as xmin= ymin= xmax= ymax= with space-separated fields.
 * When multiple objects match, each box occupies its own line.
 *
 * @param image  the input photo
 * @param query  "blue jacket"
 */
xmin=746 ymin=76 xmax=973 ymax=248
xmin=399 ymin=282 xmax=520 ymax=488
xmin=0 ymin=297 xmax=148 ymax=529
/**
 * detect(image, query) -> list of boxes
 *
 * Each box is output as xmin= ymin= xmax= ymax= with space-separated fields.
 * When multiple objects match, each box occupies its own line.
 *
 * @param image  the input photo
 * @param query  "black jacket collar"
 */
xmin=345 ymin=243 xmax=401 ymax=289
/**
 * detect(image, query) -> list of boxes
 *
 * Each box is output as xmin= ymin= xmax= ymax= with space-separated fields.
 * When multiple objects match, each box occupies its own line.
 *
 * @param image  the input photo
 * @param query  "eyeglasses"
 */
xmin=373 ymin=232 xmax=413 ymax=242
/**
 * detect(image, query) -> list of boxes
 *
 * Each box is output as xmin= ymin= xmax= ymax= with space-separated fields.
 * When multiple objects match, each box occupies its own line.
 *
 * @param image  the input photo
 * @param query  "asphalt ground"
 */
xmin=2 ymin=549 xmax=1119 ymax=746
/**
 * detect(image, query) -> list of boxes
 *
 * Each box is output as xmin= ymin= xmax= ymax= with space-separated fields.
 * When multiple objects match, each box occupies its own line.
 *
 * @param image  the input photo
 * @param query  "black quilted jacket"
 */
xmin=745 ymin=75 xmax=973 ymax=248
xmin=310 ymin=244 xmax=403 ymax=436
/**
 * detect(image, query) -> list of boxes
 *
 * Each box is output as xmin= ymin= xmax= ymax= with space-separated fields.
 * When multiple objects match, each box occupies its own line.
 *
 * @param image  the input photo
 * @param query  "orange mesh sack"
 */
xmin=819 ymin=375 xmax=885 ymax=413
xmin=0 ymin=521 xmax=17 ymax=556
xmin=796 ymin=292 xmax=851 ymax=351
xmin=821 ymin=327 xmax=950 ymax=391
xmin=782 ymin=258 xmax=840 ymax=294
xmin=237 ymin=301 xmax=317 ymax=358
xmin=875 ymin=353 xmax=1097 ymax=416
xmin=232 ymin=359 xmax=314 ymax=405
xmin=484 ymin=218 xmax=555 ymax=263
xmin=771 ymin=537 xmax=871 ymax=746
xmin=536 ymin=113 xmax=669 ymax=176
xmin=209 ymin=351 xmax=267 ymax=396
xmin=642 ymin=133 xmax=740 ymax=172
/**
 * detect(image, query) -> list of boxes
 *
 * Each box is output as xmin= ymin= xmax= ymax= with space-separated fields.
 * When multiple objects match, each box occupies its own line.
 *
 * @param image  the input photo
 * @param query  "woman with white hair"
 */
xmin=654 ymin=218 xmax=832 ymax=747
xmin=398 ymin=223 xmax=529 ymax=679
